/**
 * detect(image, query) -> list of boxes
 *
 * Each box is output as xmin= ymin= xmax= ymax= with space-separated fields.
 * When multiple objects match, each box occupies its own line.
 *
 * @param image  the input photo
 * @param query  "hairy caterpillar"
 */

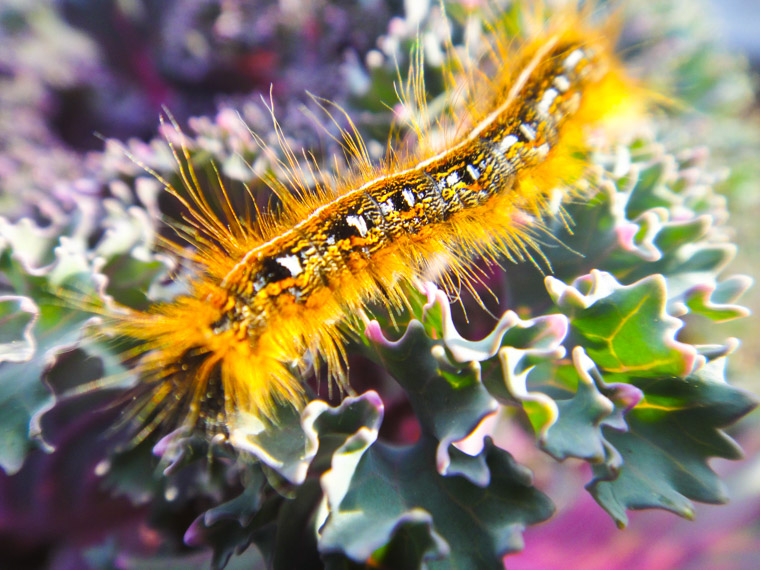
xmin=108 ymin=2 xmax=648 ymax=441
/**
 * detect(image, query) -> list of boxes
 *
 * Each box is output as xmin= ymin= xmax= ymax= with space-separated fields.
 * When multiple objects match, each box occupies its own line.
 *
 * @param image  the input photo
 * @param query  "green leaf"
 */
xmin=322 ymin=511 xmax=448 ymax=570
xmin=184 ymin=467 xmax=269 ymax=570
xmin=587 ymin=356 xmax=757 ymax=527
xmin=367 ymin=282 xmax=574 ymax=477
xmin=365 ymin=317 xmax=498 ymax=480
xmin=624 ymin=157 xmax=679 ymax=220
xmin=0 ymin=190 xmax=172 ymax=472
xmin=0 ymin=295 xmax=38 ymax=363
xmin=38 ymin=343 xmax=133 ymax=447
xmin=227 ymin=401 xmax=313 ymax=486
xmin=675 ymin=275 xmax=752 ymax=322
xmin=187 ymin=392 xmax=386 ymax=570
xmin=370 ymin=283 xmax=634 ymax=480
xmin=329 ymin=299 xmax=558 ymax=567
xmin=547 ymin=270 xmax=697 ymax=377
xmin=319 ymin=436 xmax=554 ymax=570
xmin=0 ymin=241 xmax=95 ymax=473
xmin=489 ymin=345 xmax=560 ymax=439
xmin=541 ymin=348 xmax=616 ymax=463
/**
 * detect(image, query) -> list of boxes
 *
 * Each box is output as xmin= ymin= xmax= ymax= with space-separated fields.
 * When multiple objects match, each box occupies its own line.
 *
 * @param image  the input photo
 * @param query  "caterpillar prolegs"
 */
xmin=110 ymin=3 xmax=647 ymax=440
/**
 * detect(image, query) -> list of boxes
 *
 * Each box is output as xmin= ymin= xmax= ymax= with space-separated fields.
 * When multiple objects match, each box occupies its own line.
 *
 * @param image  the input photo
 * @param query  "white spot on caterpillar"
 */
xmin=380 ymin=200 xmax=395 ymax=215
xmin=402 ymin=188 xmax=415 ymax=207
xmin=563 ymin=49 xmax=585 ymax=72
xmin=276 ymin=254 xmax=303 ymax=276
xmin=537 ymin=88 xmax=559 ymax=115
xmin=535 ymin=143 xmax=550 ymax=158
xmin=499 ymin=134 xmax=518 ymax=153
xmin=553 ymin=74 xmax=570 ymax=92
xmin=326 ymin=234 xmax=336 ymax=245
xmin=519 ymin=123 xmax=537 ymax=141
xmin=346 ymin=214 xmax=368 ymax=237
xmin=466 ymin=164 xmax=480 ymax=180
xmin=446 ymin=172 xmax=459 ymax=186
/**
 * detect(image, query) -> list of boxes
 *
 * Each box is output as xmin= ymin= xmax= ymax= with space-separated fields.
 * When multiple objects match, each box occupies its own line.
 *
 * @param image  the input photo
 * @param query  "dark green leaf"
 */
xmin=320 ymin=436 xmax=554 ymax=570
xmin=588 ymin=356 xmax=757 ymax=526
xmin=548 ymin=271 xmax=697 ymax=377
xmin=0 ymin=295 xmax=38 ymax=363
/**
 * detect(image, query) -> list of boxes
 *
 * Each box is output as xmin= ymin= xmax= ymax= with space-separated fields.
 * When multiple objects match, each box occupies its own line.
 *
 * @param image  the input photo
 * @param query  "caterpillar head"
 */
xmin=109 ymin=279 xmax=304 ymax=442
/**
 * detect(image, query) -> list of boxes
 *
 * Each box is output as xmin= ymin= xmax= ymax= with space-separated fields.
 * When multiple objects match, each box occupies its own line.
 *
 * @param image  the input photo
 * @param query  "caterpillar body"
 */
xmin=111 ymin=4 xmax=646 ymax=440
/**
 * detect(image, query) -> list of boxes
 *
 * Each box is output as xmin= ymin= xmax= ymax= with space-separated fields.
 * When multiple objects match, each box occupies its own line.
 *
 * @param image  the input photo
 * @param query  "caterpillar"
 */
xmin=108 ymin=2 xmax=648 ymax=442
